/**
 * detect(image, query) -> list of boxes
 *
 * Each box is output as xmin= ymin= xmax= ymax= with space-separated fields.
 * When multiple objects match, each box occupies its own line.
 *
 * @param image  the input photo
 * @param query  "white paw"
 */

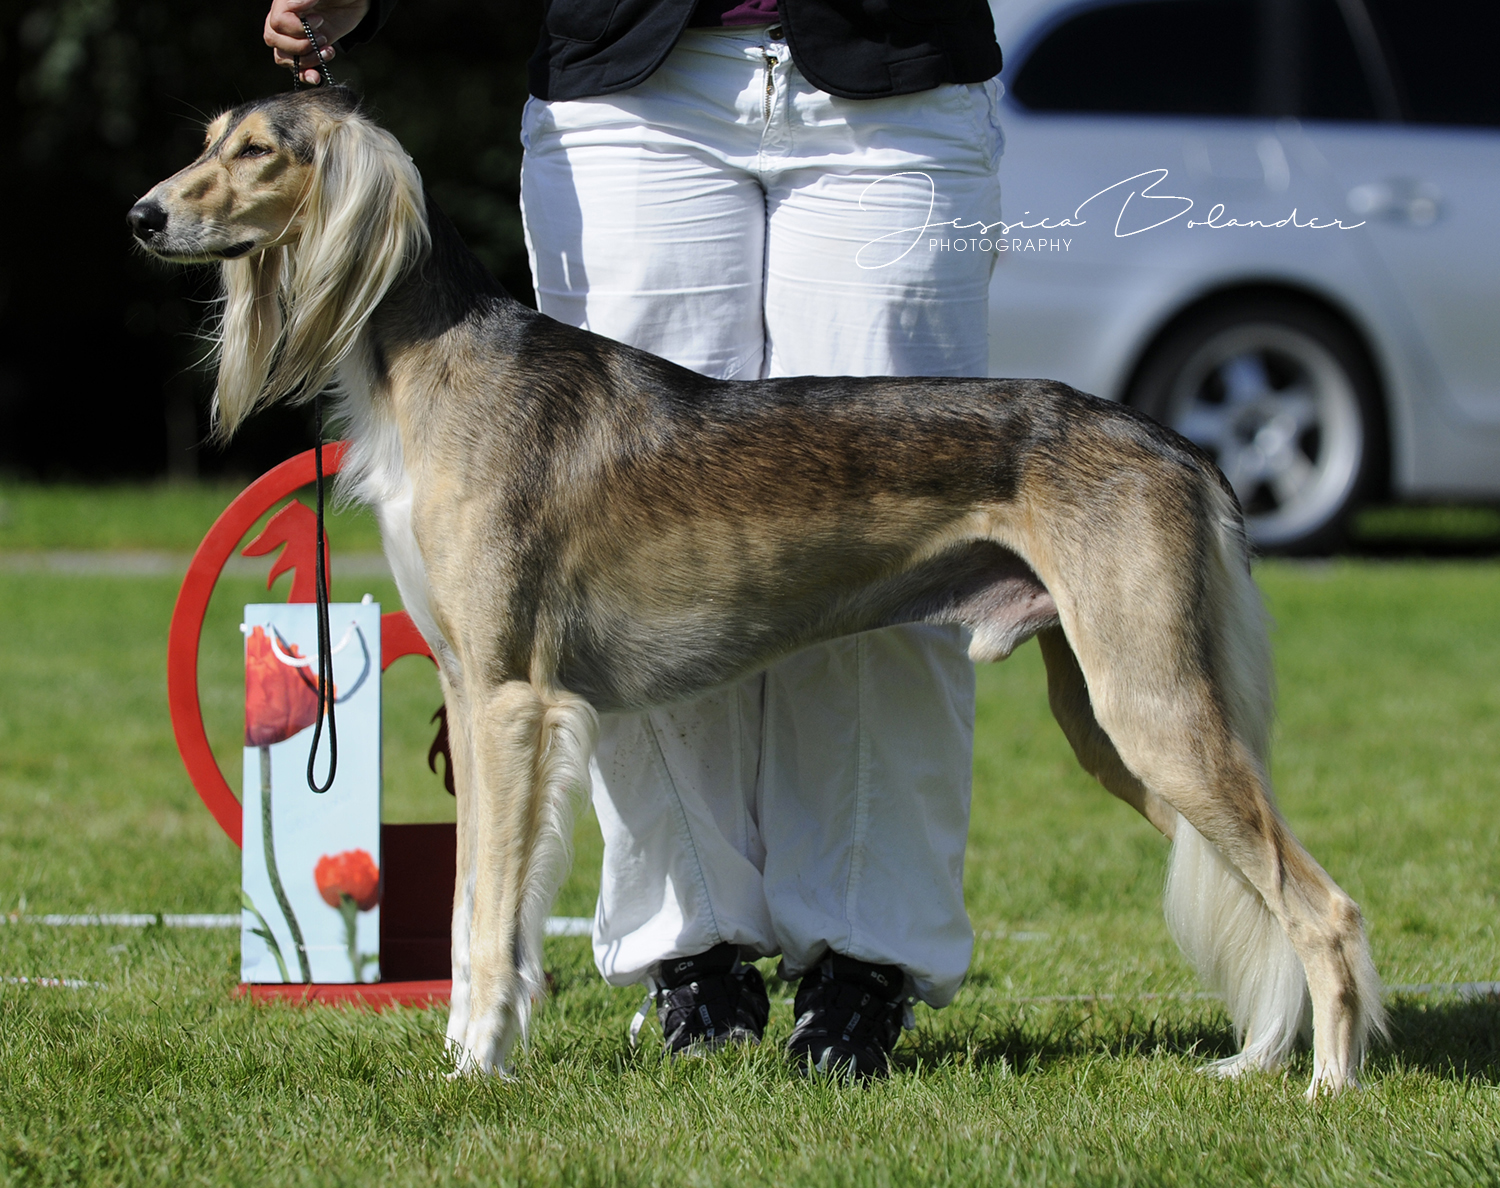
xmin=461 ymin=1007 xmax=521 ymax=1078
xmin=445 ymin=1039 xmax=513 ymax=1080
xmin=1205 ymin=1052 xmax=1273 ymax=1079
xmin=1305 ymin=1064 xmax=1357 ymax=1099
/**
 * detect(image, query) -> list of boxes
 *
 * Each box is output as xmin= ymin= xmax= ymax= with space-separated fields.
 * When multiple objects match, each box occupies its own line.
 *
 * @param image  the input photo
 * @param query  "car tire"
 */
xmin=1126 ymin=297 xmax=1386 ymax=555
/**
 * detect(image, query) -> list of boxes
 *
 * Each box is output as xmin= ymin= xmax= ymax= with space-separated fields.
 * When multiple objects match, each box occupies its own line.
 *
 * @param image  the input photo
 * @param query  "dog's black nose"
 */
xmin=127 ymin=200 xmax=168 ymax=241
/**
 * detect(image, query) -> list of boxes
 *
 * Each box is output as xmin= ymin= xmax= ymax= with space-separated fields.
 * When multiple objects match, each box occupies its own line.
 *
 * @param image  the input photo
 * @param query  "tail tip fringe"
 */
xmin=1166 ymin=818 xmax=1314 ymax=1072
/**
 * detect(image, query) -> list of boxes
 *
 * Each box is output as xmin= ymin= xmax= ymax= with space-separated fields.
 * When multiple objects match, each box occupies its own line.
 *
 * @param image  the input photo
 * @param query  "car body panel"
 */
xmin=986 ymin=0 xmax=1500 ymax=502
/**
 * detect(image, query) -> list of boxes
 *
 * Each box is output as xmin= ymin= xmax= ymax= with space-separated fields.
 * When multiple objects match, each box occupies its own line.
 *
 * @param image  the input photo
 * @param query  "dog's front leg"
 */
xmin=441 ymin=681 xmax=476 ymax=1057
xmin=457 ymin=680 xmax=545 ymax=1074
xmin=456 ymin=680 xmax=597 ymax=1075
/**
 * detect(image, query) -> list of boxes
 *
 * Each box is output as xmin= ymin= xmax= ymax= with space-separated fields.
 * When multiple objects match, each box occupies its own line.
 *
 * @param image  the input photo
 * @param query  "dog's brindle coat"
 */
xmin=131 ymin=89 xmax=1383 ymax=1093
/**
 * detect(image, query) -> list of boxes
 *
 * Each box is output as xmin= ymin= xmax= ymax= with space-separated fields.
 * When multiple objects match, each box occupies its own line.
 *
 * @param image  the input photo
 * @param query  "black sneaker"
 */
xmin=653 ymin=943 xmax=769 ymax=1054
xmin=787 ymin=953 xmax=906 ymax=1079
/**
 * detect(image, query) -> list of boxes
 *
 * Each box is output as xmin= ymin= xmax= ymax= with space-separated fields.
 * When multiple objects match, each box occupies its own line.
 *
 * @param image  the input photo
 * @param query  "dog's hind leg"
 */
xmin=457 ymin=679 xmax=597 ymax=1075
xmin=1024 ymin=495 xmax=1382 ymax=1095
xmin=1037 ymin=619 xmax=1315 ymax=1069
xmin=1038 ymin=626 xmax=1178 ymax=840
xmin=1039 ymin=621 xmax=1312 ymax=1075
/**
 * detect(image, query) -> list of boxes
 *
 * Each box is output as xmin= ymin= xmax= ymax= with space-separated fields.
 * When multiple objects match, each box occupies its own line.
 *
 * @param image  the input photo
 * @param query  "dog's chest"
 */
xmin=376 ymin=489 xmax=452 ymax=668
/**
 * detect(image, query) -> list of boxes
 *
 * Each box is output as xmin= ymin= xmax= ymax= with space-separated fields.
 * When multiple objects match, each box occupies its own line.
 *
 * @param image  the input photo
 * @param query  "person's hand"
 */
xmin=264 ymin=0 xmax=370 ymax=85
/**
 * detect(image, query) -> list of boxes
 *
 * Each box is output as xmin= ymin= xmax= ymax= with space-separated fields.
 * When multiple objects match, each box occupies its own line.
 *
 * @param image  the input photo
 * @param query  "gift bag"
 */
xmin=240 ymin=600 xmax=382 ymax=983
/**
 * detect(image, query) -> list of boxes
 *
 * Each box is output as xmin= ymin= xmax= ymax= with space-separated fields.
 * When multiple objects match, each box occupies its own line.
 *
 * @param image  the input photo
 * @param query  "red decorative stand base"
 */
xmin=237 ymin=980 xmax=451 ymax=1009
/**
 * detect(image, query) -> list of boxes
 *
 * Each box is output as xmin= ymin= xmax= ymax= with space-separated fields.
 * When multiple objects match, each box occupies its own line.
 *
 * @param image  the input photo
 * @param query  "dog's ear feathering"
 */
xmin=211 ymin=109 xmax=430 ymax=439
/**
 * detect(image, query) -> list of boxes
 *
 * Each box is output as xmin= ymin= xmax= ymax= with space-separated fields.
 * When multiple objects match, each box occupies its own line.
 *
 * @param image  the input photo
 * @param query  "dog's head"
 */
xmin=128 ymin=89 xmax=428 ymax=437
xmin=128 ymin=87 xmax=359 ymax=263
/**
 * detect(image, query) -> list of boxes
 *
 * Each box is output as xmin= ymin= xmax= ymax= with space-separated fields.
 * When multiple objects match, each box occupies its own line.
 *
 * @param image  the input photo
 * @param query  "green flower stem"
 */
xmin=260 ymin=744 xmax=310 ymax=982
xmin=338 ymin=894 xmax=361 ymax=983
xmin=240 ymin=890 xmax=290 ymax=983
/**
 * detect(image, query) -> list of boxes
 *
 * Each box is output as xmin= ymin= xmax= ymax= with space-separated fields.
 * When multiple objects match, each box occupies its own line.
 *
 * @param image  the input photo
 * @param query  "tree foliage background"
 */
xmin=0 ymin=0 xmax=540 ymax=479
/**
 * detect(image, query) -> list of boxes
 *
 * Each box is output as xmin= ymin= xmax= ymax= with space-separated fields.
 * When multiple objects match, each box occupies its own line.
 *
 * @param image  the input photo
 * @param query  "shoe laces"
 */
xmin=789 ymin=954 xmax=906 ymax=1066
xmin=629 ymin=943 xmax=769 ymax=1050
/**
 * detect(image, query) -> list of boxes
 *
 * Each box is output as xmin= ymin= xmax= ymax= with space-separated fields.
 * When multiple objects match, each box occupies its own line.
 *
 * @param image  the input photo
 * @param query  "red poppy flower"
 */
xmin=244 ymin=625 xmax=323 ymax=747
xmin=314 ymin=849 xmax=380 ymax=911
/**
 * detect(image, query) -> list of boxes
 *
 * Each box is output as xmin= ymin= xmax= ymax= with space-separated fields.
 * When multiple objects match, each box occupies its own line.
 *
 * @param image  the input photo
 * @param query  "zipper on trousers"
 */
xmin=763 ymin=51 xmax=778 ymax=122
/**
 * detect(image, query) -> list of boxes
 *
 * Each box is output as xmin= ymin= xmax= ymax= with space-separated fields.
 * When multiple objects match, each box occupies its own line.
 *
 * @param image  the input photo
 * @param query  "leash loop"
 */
xmin=306 ymin=390 xmax=339 ymax=793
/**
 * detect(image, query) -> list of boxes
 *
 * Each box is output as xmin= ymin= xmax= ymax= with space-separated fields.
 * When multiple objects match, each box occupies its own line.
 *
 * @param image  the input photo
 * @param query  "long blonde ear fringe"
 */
xmin=211 ymin=110 xmax=430 ymax=438
xmin=212 ymin=248 xmax=286 ymax=440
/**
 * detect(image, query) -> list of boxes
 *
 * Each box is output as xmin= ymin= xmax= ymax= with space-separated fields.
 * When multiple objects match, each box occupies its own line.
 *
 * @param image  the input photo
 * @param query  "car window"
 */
xmin=1298 ymin=0 xmax=1379 ymax=121
xmin=1362 ymin=0 xmax=1500 ymax=126
xmin=1010 ymin=0 xmax=1259 ymax=117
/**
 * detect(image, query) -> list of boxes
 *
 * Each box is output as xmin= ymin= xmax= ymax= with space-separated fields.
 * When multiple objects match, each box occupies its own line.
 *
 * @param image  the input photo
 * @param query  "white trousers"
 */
xmin=520 ymin=26 xmax=1004 ymax=1006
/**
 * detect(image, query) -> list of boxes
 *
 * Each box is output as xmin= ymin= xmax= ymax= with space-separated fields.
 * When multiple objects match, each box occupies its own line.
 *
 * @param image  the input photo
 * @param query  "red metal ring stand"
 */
xmin=168 ymin=446 xmax=453 ymax=1008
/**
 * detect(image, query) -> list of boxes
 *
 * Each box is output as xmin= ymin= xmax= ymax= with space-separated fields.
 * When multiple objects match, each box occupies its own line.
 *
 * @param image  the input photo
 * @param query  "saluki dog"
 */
xmin=129 ymin=88 xmax=1383 ymax=1094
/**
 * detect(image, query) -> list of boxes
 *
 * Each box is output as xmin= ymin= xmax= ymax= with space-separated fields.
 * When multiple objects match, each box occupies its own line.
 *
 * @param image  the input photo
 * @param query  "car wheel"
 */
xmin=1127 ymin=298 xmax=1385 ymax=554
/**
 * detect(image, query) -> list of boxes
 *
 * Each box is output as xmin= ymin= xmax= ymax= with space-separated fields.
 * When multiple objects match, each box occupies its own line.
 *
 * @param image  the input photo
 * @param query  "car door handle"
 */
xmin=1347 ymin=178 xmax=1442 ymax=226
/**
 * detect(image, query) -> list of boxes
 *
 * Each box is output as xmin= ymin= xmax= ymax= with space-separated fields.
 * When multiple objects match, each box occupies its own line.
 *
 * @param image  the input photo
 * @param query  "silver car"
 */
xmin=984 ymin=0 xmax=1500 ymax=550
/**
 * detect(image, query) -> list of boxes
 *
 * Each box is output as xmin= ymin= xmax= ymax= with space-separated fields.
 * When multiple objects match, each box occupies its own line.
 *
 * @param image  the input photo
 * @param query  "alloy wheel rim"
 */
xmin=1165 ymin=323 xmax=1363 ymax=547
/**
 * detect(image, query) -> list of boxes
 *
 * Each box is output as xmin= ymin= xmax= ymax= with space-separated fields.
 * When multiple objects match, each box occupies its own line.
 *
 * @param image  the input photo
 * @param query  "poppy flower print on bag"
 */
xmin=244 ymin=625 xmax=324 ymax=747
xmin=240 ymin=601 xmax=383 ymax=984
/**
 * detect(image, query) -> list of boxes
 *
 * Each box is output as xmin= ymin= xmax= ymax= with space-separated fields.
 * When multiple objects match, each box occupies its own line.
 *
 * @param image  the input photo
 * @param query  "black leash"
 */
xmin=306 ymin=391 xmax=338 ymax=794
xmin=292 ymin=17 xmax=335 ymax=89
xmin=289 ymin=20 xmax=337 ymax=793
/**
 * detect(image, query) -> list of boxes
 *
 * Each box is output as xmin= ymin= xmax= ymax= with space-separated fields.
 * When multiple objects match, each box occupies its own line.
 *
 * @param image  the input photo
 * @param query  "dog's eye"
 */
xmin=237 ymin=143 xmax=273 ymax=159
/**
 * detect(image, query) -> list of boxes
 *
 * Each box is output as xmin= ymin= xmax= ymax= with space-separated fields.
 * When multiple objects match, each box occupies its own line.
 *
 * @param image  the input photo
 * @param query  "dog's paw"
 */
xmin=458 ymin=1006 xmax=524 ymax=1078
xmin=1305 ymin=1062 xmax=1358 ymax=1099
xmin=446 ymin=1041 xmax=514 ymax=1080
xmin=1203 ymin=1052 xmax=1274 ymax=1079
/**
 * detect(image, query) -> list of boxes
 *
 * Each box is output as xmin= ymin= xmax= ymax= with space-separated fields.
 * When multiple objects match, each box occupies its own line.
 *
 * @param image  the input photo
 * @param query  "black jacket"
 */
xmin=344 ymin=1 xmax=1002 ymax=102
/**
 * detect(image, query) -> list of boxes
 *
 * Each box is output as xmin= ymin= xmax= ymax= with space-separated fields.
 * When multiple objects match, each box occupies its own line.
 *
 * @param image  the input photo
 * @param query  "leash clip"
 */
xmin=292 ymin=16 xmax=335 ymax=89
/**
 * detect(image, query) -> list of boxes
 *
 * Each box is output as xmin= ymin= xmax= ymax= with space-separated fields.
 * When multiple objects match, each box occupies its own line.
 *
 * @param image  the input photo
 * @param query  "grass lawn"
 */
xmin=1 ymin=484 xmax=1498 ymax=1186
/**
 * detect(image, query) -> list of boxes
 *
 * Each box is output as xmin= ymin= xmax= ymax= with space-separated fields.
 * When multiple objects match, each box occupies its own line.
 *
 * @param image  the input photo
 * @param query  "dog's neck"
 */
xmin=379 ymin=193 xmax=519 ymax=346
xmin=333 ymin=192 xmax=526 ymax=500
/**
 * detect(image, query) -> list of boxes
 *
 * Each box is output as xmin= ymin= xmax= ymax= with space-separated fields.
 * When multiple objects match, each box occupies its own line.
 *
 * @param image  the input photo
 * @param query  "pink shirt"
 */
xmin=688 ymin=0 xmax=780 ymax=28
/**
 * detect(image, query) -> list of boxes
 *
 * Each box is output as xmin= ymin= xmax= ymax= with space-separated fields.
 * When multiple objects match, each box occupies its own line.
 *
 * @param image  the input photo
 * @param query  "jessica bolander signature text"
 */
xmin=855 ymin=169 xmax=1366 ymax=269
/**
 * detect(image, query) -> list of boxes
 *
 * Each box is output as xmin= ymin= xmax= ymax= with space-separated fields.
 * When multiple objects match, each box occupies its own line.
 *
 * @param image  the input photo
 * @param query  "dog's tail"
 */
xmin=1162 ymin=488 xmax=1311 ymax=1072
xmin=1166 ymin=820 xmax=1311 ymax=1071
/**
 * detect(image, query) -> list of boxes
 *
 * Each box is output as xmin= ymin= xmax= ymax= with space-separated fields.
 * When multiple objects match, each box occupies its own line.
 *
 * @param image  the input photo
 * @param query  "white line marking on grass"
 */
xmin=163 ymin=914 xmax=244 ymax=928
xmin=999 ymin=982 xmax=1500 ymax=1006
xmin=6 ymin=913 xmax=242 ymax=929
xmin=1388 ymin=981 xmax=1500 ymax=999
xmin=4 ymin=913 xmax=596 ymax=936
xmin=1 ymin=916 xmax=596 ymax=994
xmin=2 ymin=976 xmax=101 ymax=990
xmin=11 ymin=914 xmax=1492 ymax=1000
